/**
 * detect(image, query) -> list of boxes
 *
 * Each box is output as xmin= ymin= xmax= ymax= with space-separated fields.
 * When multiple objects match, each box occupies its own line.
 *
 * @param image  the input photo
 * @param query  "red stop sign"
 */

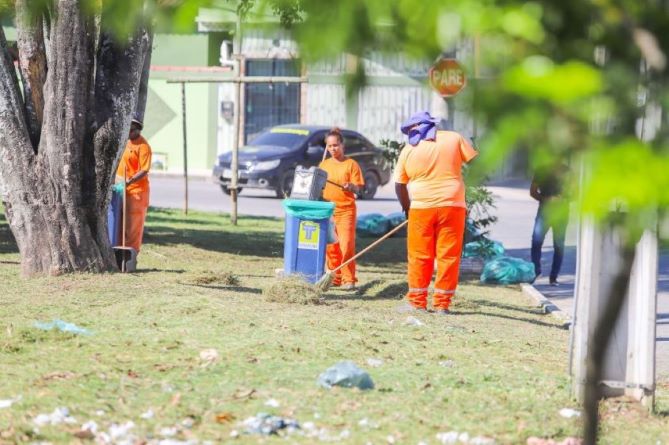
xmin=429 ymin=58 xmax=466 ymax=97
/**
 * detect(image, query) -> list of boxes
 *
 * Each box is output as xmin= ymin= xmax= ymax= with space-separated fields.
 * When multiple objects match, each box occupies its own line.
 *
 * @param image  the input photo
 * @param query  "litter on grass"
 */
xmin=436 ymin=431 xmax=496 ymax=445
xmin=33 ymin=319 xmax=92 ymax=336
xmin=0 ymin=396 xmax=19 ymax=409
xmin=263 ymin=275 xmax=323 ymax=305
xmin=558 ymin=408 xmax=581 ymax=418
xmin=242 ymin=413 xmax=300 ymax=435
xmin=317 ymin=361 xmax=374 ymax=390
xmin=404 ymin=316 xmax=424 ymax=327
xmin=33 ymin=407 xmax=77 ymax=426
xmin=198 ymin=348 xmax=220 ymax=366
xmin=366 ymin=358 xmax=384 ymax=368
xmin=264 ymin=398 xmax=280 ymax=408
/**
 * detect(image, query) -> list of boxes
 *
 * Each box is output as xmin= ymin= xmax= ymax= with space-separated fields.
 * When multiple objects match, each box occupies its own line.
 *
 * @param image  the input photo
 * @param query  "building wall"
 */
xmin=145 ymin=33 xmax=225 ymax=176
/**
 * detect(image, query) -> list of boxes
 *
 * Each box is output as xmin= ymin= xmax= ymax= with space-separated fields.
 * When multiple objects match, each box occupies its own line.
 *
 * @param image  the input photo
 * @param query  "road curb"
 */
xmin=520 ymin=283 xmax=572 ymax=327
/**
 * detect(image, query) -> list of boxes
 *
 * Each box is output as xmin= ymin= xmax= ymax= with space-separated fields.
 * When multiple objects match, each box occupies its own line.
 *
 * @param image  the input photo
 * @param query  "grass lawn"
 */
xmin=0 ymin=207 xmax=668 ymax=444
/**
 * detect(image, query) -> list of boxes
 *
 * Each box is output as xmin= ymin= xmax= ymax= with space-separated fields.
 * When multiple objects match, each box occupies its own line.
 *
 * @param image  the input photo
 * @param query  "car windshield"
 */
xmin=247 ymin=128 xmax=309 ymax=150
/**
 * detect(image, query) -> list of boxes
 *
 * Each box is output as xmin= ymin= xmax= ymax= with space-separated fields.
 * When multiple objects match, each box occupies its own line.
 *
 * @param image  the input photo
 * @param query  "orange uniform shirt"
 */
xmin=393 ymin=130 xmax=477 ymax=209
xmin=319 ymin=157 xmax=364 ymax=209
xmin=117 ymin=136 xmax=152 ymax=196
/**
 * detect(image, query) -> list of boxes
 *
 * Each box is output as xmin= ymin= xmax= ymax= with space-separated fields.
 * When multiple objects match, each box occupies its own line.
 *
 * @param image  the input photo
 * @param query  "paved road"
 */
xmin=149 ymin=174 xmax=668 ymax=377
xmin=150 ymin=175 xmax=402 ymax=217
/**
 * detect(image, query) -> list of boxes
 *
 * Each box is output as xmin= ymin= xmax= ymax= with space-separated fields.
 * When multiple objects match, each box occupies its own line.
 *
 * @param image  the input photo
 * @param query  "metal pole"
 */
xmin=181 ymin=82 xmax=189 ymax=215
xmin=230 ymin=13 xmax=242 ymax=225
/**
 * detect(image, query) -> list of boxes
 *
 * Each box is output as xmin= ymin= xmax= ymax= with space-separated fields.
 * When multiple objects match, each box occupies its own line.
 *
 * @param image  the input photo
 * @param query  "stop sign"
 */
xmin=428 ymin=58 xmax=466 ymax=97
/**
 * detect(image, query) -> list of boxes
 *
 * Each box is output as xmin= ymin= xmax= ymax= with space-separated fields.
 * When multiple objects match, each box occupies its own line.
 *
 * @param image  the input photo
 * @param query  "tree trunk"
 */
xmin=0 ymin=0 xmax=152 ymax=276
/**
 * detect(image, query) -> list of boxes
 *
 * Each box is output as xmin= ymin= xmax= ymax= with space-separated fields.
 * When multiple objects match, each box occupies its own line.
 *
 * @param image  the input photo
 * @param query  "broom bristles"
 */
xmin=315 ymin=271 xmax=334 ymax=292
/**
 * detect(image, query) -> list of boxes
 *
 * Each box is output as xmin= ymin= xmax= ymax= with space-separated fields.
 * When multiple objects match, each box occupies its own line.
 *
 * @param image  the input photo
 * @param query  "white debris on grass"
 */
xmin=439 ymin=360 xmax=456 ymax=368
xmin=436 ymin=431 xmax=496 ymax=445
xmin=357 ymin=418 xmax=379 ymax=429
xmin=95 ymin=409 xmax=106 ymax=417
xmin=264 ymin=398 xmax=280 ymax=408
xmin=160 ymin=426 xmax=179 ymax=437
xmin=404 ymin=316 xmax=425 ymax=327
xmin=33 ymin=407 xmax=77 ymax=427
xmin=559 ymin=408 xmax=581 ymax=419
xmin=366 ymin=358 xmax=384 ymax=368
xmin=0 ymin=400 xmax=12 ymax=409
xmin=199 ymin=348 xmax=220 ymax=366
xmin=140 ymin=409 xmax=155 ymax=420
xmin=81 ymin=420 xmax=98 ymax=434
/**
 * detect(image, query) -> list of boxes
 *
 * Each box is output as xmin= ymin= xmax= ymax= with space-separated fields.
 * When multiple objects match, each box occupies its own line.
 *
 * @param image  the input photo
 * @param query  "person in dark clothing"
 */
xmin=530 ymin=166 xmax=567 ymax=286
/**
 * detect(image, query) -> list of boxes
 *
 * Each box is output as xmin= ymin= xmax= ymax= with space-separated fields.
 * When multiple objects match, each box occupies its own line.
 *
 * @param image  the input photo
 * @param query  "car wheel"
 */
xmin=221 ymin=185 xmax=242 ymax=196
xmin=360 ymin=171 xmax=379 ymax=200
xmin=275 ymin=170 xmax=294 ymax=198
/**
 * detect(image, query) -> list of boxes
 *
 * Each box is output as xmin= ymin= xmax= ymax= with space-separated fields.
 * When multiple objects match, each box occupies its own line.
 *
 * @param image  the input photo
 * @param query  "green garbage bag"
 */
xmin=356 ymin=213 xmax=390 ymax=237
xmin=480 ymin=256 xmax=536 ymax=284
xmin=283 ymin=199 xmax=334 ymax=220
xmin=386 ymin=211 xmax=407 ymax=237
xmin=464 ymin=218 xmax=482 ymax=243
xmin=463 ymin=239 xmax=505 ymax=259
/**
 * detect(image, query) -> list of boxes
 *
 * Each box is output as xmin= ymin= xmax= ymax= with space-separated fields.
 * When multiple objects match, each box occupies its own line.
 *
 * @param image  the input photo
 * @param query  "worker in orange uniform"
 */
xmin=115 ymin=116 xmax=152 ymax=254
xmin=394 ymin=111 xmax=478 ymax=313
xmin=319 ymin=128 xmax=365 ymax=290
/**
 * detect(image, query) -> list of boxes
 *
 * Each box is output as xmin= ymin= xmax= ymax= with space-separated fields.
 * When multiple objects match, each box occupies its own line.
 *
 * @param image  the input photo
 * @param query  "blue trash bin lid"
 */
xmin=283 ymin=199 xmax=335 ymax=220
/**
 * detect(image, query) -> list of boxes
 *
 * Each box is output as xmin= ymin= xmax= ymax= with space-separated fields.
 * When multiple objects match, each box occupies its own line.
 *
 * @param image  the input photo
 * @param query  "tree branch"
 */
xmin=15 ymin=0 xmax=47 ymax=150
xmin=134 ymin=29 xmax=153 ymax=121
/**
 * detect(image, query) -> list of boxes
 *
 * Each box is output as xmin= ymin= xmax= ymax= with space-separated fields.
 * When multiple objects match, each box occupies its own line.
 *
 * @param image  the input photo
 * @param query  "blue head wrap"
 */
xmin=400 ymin=111 xmax=440 ymax=146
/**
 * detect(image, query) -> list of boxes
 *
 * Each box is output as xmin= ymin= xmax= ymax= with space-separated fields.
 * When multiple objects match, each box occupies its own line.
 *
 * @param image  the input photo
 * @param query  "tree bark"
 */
xmin=15 ymin=0 xmax=47 ymax=149
xmin=0 ymin=1 xmax=152 ymax=276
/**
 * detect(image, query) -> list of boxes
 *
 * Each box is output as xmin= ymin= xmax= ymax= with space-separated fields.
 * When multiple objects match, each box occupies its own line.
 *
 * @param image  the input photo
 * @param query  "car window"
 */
xmin=248 ymin=128 xmax=309 ymax=150
xmin=343 ymin=133 xmax=366 ymax=155
xmin=307 ymin=131 xmax=327 ymax=149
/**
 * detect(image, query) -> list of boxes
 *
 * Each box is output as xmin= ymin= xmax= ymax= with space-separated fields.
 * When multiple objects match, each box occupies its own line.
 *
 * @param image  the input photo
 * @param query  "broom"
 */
xmin=316 ymin=219 xmax=409 ymax=291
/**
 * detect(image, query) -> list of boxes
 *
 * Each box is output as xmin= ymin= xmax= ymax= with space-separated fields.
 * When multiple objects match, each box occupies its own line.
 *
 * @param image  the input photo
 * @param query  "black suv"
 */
xmin=212 ymin=124 xmax=392 ymax=199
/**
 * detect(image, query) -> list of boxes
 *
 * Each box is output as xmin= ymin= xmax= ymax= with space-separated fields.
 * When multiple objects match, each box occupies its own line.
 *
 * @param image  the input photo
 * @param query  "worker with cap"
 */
xmin=114 ymin=114 xmax=152 ymax=255
xmin=394 ymin=111 xmax=478 ymax=313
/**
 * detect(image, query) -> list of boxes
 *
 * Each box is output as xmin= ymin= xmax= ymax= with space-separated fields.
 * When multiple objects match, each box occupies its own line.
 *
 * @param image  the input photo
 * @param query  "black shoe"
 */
xmin=549 ymin=279 xmax=559 ymax=287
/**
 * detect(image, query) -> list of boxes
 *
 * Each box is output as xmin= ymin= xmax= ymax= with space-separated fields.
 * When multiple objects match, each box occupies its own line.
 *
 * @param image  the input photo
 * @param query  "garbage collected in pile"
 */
xmin=461 ymin=220 xmax=535 ymax=285
xmin=356 ymin=212 xmax=406 ymax=237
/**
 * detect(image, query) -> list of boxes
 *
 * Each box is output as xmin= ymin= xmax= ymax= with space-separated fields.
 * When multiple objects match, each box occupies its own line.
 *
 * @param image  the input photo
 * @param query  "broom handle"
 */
xmin=329 ymin=219 xmax=409 ymax=274
xmin=122 ymin=165 xmax=127 ymax=273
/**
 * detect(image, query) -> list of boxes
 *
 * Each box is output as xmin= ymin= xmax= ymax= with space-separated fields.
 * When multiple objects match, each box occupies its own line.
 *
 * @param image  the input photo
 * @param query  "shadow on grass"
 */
xmin=454 ymin=310 xmax=568 ymax=330
xmin=131 ymin=268 xmax=187 ymax=274
xmin=183 ymin=283 xmax=263 ymax=294
xmin=469 ymin=298 xmax=547 ymax=316
xmin=325 ymin=280 xmax=407 ymax=301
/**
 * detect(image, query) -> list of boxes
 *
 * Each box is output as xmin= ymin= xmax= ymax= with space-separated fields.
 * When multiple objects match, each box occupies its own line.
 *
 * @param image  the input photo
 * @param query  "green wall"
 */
xmin=144 ymin=79 xmax=219 ymax=175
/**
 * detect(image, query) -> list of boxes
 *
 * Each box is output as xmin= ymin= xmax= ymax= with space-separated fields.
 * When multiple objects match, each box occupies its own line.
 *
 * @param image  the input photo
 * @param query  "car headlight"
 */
xmin=249 ymin=159 xmax=280 ymax=171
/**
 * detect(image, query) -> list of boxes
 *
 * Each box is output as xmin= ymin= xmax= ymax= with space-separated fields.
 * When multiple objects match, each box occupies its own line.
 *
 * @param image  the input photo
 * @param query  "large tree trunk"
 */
xmin=0 ymin=0 xmax=152 ymax=276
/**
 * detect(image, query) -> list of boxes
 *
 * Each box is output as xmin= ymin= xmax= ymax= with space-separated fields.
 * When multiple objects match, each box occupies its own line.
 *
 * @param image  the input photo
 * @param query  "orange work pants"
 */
xmin=406 ymin=206 xmax=466 ymax=310
xmin=326 ymin=206 xmax=357 ymax=285
xmin=124 ymin=191 xmax=149 ymax=253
